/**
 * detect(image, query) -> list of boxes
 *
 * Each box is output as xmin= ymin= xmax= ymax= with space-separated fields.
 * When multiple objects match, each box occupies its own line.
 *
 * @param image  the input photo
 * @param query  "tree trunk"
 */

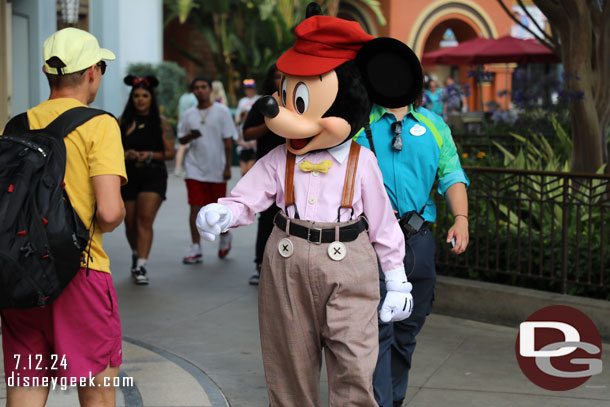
xmin=561 ymin=1 xmax=602 ymax=172
xmin=533 ymin=0 xmax=610 ymax=173
xmin=593 ymin=0 xmax=610 ymax=171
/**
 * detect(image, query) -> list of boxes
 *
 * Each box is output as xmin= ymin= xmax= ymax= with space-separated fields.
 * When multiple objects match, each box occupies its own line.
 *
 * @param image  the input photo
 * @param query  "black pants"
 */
xmin=373 ymin=226 xmax=436 ymax=407
xmin=254 ymin=204 xmax=281 ymax=267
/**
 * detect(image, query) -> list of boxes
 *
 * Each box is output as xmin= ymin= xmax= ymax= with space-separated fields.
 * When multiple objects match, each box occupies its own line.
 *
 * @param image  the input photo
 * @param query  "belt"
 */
xmin=274 ymin=214 xmax=368 ymax=244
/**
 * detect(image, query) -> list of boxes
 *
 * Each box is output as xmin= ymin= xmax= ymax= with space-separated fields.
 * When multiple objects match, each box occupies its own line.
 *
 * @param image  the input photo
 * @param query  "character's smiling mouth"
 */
xmin=290 ymin=137 xmax=313 ymax=150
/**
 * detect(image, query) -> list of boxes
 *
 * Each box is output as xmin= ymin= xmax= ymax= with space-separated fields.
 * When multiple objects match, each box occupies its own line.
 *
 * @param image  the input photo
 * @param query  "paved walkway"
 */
xmin=0 ymin=338 xmax=226 ymax=406
xmin=2 ymin=169 xmax=609 ymax=406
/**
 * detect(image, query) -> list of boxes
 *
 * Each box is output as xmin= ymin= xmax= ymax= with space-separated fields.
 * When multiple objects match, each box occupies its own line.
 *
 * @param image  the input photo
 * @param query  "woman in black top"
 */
xmin=120 ymin=75 xmax=175 ymax=285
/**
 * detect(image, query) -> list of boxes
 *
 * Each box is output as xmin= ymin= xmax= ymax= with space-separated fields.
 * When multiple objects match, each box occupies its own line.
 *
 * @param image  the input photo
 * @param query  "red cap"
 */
xmin=277 ymin=16 xmax=375 ymax=76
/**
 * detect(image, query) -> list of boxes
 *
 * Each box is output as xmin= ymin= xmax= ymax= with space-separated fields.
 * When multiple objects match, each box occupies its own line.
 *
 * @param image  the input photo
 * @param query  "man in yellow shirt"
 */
xmin=0 ymin=28 xmax=126 ymax=407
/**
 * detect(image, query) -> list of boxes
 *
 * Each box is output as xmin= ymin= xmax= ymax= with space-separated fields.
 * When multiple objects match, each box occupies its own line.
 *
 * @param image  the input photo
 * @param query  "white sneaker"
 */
xmin=183 ymin=243 xmax=203 ymax=264
xmin=248 ymin=264 xmax=261 ymax=285
xmin=248 ymin=272 xmax=260 ymax=285
xmin=218 ymin=232 xmax=232 ymax=258
xmin=132 ymin=267 xmax=149 ymax=285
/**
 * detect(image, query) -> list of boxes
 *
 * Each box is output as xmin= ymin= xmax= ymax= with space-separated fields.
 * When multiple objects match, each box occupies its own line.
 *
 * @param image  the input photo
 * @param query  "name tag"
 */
xmin=410 ymin=124 xmax=426 ymax=136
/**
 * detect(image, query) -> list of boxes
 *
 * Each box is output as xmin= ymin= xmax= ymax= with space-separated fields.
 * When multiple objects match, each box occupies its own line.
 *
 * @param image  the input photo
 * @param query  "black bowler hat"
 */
xmin=356 ymin=37 xmax=423 ymax=108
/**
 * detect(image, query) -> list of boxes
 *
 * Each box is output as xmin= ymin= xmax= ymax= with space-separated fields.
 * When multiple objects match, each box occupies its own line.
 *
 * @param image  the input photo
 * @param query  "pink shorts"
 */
xmin=1 ymin=268 xmax=122 ymax=383
xmin=185 ymin=179 xmax=227 ymax=206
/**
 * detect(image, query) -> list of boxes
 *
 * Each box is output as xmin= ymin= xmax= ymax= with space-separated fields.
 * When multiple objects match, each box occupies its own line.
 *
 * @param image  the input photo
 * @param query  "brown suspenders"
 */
xmin=285 ymin=151 xmax=297 ymax=209
xmin=341 ymin=142 xmax=361 ymax=210
xmin=284 ymin=142 xmax=361 ymax=221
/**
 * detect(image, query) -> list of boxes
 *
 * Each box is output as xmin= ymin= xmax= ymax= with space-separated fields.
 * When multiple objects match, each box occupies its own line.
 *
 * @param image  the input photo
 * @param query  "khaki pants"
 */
xmin=259 ymin=216 xmax=380 ymax=407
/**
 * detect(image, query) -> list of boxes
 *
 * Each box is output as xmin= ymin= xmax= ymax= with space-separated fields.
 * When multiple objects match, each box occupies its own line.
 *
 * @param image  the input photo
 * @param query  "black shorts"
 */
xmin=121 ymin=163 xmax=168 ymax=201
xmin=239 ymin=148 xmax=256 ymax=162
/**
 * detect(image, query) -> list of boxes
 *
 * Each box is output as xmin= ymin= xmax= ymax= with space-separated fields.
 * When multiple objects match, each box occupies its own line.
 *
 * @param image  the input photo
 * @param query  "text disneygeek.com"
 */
xmin=7 ymin=372 xmax=134 ymax=391
xmin=8 ymin=354 xmax=134 ymax=390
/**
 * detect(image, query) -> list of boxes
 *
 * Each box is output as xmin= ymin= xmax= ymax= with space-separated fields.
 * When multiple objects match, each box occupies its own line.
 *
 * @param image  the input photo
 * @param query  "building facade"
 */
xmin=1 ymin=0 xmax=548 ymax=127
xmin=337 ymin=0 xmax=525 ymax=111
xmin=0 ymin=0 xmax=164 ymax=129
xmin=163 ymin=0 xmax=541 ymax=112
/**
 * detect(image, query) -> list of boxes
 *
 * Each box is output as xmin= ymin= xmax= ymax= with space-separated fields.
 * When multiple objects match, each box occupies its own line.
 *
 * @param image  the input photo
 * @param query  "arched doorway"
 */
xmin=422 ymin=17 xmax=484 ymax=111
xmin=409 ymin=1 xmax=497 ymax=56
xmin=423 ymin=19 xmax=479 ymax=54
xmin=409 ymin=1 xmax=500 ymax=112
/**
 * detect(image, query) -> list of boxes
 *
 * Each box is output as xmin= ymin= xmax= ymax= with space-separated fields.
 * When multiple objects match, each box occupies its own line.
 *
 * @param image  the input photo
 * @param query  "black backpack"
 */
xmin=0 ymin=106 xmax=111 ymax=309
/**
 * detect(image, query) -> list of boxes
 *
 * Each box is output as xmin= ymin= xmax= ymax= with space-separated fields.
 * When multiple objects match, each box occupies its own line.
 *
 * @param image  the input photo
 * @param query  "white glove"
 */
xmin=380 ymin=268 xmax=413 ymax=323
xmin=196 ymin=203 xmax=233 ymax=242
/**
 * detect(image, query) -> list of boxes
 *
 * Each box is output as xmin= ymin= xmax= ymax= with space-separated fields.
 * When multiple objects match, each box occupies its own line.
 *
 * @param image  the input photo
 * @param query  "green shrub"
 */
xmin=435 ymin=118 xmax=610 ymax=300
xmin=492 ymin=116 xmax=574 ymax=171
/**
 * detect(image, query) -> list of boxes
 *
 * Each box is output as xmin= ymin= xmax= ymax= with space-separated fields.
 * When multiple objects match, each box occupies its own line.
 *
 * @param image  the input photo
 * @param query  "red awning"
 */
xmin=421 ymin=36 xmax=560 ymax=66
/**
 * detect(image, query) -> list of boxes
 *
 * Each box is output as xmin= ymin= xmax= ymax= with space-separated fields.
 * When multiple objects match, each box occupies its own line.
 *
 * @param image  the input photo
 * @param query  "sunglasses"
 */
xmin=390 ymin=121 xmax=403 ymax=151
xmin=96 ymin=61 xmax=107 ymax=75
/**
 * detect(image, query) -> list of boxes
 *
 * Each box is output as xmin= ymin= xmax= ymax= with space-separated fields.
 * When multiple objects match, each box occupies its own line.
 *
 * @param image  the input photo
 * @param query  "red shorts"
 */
xmin=185 ymin=179 xmax=227 ymax=206
xmin=1 ymin=268 xmax=122 ymax=383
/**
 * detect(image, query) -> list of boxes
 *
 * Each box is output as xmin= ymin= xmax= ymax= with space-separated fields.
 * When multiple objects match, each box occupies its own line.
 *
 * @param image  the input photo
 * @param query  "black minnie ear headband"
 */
xmin=355 ymin=38 xmax=423 ymax=108
xmin=124 ymin=74 xmax=159 ymax=89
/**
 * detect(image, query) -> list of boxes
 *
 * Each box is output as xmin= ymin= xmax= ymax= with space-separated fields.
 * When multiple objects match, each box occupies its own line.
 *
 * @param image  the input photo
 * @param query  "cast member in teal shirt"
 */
xmin=355 ymin=102 xmax=470 ymax=407
xmin=356 ymin=103 xmax=468 ymax=222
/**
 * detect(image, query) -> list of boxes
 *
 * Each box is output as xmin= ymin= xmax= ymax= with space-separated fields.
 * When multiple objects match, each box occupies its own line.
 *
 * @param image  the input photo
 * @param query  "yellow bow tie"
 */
xmin=298 ymin=160 xmax=333 ymax=173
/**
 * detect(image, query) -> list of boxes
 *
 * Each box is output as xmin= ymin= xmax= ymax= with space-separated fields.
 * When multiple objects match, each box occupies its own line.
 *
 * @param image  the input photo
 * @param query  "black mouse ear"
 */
xmin=306 ymin=2 xmax=322 ymax=18
xmin=356 ymin=38 xmax=423 ymax=108
xmin=146 ymin=75 xmax=159 ymax=88
xmin=124 ymin=75 xmax=136 ymax=86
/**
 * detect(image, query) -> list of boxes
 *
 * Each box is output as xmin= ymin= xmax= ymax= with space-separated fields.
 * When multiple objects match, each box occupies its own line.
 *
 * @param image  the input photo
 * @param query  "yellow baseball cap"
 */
xmin=43 ymin=27 xmax=115 ymax=75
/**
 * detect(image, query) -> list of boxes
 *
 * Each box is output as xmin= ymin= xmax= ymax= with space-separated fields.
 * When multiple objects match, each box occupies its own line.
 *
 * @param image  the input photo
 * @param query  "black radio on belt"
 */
xmin=399 ymin=211 xmax=425 ymax=239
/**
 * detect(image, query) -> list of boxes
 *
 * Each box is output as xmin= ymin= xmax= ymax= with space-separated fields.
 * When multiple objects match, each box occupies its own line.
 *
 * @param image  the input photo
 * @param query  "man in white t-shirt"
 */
xmin=234 ymin=78 xmax=260 ymax=125
xmin=177 ymin=77 xmax=237 ymax=263
xmin=173 ymin=90 xmax=198 ymax=177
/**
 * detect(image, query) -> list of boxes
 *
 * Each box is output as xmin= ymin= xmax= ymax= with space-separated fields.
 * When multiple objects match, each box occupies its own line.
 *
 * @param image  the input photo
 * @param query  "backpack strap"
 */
xmin=44 ymin=107 xmax=113 ymax=138
xmin=3 ymin=112 xmax=30 ymax=135
xmin=363 ymin=123 xmax=376 ymax=156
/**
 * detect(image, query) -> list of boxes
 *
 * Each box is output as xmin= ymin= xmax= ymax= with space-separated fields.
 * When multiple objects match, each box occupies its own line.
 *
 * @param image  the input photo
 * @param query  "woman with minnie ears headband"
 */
xmin=119 ymin=74 xmax=175 ymax=284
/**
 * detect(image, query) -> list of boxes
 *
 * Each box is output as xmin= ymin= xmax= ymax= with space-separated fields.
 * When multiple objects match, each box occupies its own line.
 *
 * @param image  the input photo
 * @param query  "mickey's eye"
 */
xmin=281 ymin=78 xmax=287 ymax=107
xmin=293 ymin=82 xmax=309 ymax=114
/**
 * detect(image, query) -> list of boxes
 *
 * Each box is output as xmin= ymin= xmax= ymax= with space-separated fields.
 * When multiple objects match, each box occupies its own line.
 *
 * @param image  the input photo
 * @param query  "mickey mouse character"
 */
xmin=197 ymin=5 xmax=423 ymax=406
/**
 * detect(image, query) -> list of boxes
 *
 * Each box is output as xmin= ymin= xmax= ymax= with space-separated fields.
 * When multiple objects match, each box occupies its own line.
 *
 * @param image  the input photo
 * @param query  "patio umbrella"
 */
xmin=421 ymin=37 xmax=491 ymax=66
xmin=422 ymin=36 xmax=560 ymax=110
xmin=421 ymin=35 xmax=560 ymax=66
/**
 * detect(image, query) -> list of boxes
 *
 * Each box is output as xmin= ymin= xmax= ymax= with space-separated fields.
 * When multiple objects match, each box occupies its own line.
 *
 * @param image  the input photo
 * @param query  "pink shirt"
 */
xmin=219 ymin=140 xmax=405 ymax=273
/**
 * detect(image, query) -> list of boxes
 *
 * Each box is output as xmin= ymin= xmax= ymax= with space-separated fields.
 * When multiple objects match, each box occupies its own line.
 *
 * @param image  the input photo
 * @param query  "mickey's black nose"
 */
xmin=259 ymin=96 xmax=279 ymax=118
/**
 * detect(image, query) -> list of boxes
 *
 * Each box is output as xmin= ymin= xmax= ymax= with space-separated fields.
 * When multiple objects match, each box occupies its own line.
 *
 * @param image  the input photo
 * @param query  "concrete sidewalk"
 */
xmin=0 ymin=338 xmax=226 ymax=406
xmin=2 ymin=169 xmax=609 ymax=406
